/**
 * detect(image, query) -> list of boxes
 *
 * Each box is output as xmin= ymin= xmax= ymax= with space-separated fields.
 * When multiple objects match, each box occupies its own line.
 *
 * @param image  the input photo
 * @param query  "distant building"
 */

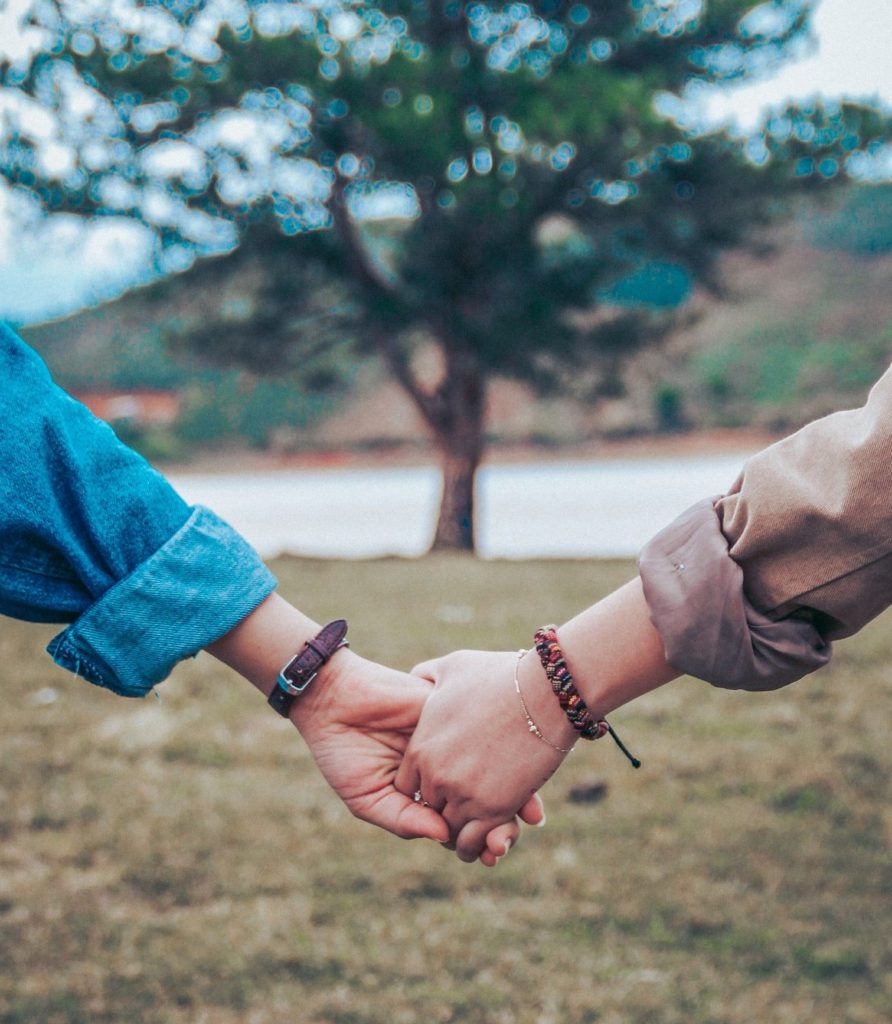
xmin=73 ymin=390 xmax=181 ymax=428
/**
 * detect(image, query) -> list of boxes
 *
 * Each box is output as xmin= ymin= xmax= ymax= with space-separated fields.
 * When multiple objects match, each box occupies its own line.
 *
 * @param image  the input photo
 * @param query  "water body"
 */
xmin=169 ymin=451 xmax=755 ymax=560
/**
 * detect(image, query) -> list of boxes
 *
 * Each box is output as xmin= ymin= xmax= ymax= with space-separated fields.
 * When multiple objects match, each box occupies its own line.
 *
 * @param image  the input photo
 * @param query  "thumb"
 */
xmin=393 ymin=737 xmax=419 ymax=800
xmin=359 ymin=667 xmax=434 ymax=731
xmin=410 ymin=656 xmax=446 ymax=686
xmin=388 ymin=793 xmax=450 ymax=843
xmin=518 ymin=791 xmax=546 ymax=827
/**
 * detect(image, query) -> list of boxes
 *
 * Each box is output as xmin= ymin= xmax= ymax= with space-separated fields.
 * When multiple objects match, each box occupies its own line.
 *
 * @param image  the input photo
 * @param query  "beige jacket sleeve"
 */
xmin=639 ymin=363 xmax=892 ymax=690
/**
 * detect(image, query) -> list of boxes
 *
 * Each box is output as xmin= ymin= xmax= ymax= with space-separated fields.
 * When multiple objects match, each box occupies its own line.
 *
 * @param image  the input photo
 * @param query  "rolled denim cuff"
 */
xmin=46 ymin=506 xmax=277 ymax=698
xmin=638 ymin=498 xmax=832 ymax=691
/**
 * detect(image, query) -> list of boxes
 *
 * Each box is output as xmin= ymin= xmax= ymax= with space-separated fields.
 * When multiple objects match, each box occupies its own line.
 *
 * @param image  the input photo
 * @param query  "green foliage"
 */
xmin=22 ymin=314 xmax=196 ymax=391
xmin=108 ymin=419 xmax=185 ymax=463
xmin=4 ymin=1 xmax=890 ymax=545
xmin=22 ymin=275 xmax=356 ymax=454
xmin=600 ymin=260 xmax=692 ymax=308
xmin=692 ymin=322 xmax=892 ymax=428
xmin=806 ymin=184 xmax=892 ymax=255
xmin=4 ymin=1 xmax=885 ymax=384
xmin=653 ymin=382 xmax=686 ymax=431
xmin=175 ymin=373 xmax=342 ymax=449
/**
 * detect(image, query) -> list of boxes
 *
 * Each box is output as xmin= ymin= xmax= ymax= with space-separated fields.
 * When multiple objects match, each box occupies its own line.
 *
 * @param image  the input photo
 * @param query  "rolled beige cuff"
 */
xmin=638 ymin=498 xmax=831 ymax=691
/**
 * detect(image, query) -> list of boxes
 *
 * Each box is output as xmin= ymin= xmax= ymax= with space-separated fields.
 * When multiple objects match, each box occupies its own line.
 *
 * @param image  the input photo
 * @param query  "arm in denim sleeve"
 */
xmin=639 ymin=364 xmax=892 ymax=691
xmin=0 ymin=323 xmax=276 ymax=697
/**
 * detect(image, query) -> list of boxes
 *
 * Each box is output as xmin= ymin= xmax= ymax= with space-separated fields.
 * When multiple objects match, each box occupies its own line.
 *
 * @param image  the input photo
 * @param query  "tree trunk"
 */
xmin=431 ymin=440 xmax=482 ymax=551
xmin=428 ymin=351 xmax=485 ymax=553
xmin=373 ymin=322 xmax=485 ymax=552
xmin=330 ymin=199 xmax=487 ymax=552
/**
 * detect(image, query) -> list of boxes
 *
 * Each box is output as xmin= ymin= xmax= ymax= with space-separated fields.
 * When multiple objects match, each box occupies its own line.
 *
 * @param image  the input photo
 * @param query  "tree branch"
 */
xmin=329 ymin=183 xmax=451 ymax=428
xmin=330 ymin=182 xmax=401 ymax=300
xmin=371 ymin=326 xmax=447 ymax=430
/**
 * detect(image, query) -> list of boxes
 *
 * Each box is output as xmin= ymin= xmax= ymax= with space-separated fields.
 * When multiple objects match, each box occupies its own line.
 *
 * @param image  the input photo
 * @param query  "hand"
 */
xmin=290 ymin=649 xmax=452 ymax=843
xmin=396 ymin=649 xmax=575 ymax=862
xmin=207 ymin=595 xmax=538 ymax=864
xmin=292 ymin=649 xmax=540 ymax=865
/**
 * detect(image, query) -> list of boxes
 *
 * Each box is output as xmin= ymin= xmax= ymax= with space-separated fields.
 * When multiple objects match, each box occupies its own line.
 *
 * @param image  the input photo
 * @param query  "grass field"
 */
xmin=1 ymin=556 xmax=890 ymax=1024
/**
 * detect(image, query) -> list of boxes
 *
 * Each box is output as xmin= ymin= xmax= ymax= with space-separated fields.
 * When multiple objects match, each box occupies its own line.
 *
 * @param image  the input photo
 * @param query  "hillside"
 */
xmin=21 ymin=191 xmax=892 ymax=460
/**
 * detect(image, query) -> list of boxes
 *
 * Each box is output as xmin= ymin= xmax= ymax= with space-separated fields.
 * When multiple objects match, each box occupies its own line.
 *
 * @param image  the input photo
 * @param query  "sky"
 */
xmin=0 ymin=0 xmax=890 ymax=326
xmin=703 ymin=0 xmax=892 ymax=128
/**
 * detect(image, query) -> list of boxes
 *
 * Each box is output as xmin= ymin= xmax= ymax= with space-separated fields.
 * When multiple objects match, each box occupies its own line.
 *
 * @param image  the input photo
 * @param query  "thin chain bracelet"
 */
xmin=514 ymin=649 xmax=575 ymax=754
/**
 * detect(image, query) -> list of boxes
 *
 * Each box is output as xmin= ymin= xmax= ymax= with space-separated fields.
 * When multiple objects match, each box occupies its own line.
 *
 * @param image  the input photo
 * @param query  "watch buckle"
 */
xmin=277 ymin=669 xmax=316 ymax=697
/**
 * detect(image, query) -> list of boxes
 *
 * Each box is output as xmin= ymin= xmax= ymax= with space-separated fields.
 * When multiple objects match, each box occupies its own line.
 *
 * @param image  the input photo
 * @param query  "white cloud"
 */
xmin=0 ymin=89 xmax=56 ymax=140
xmin=140 ymin=140 xmax=208 ymax=186
xmin=39 ymin=139 xmax=77 ymax=178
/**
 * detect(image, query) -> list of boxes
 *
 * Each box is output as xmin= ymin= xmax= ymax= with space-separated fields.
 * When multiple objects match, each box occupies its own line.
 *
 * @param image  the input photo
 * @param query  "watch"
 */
xmin=267 ymin=619 xmax=349 ymax=718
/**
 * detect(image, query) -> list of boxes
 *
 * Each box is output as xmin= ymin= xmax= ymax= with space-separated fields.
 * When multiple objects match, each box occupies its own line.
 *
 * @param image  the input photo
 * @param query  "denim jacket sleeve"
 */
xmin=0 ymin=323 xmax=277 ymax=698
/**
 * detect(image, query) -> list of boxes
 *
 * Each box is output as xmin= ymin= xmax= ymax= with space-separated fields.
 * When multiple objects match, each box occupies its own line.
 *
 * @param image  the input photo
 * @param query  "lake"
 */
xmin=169 ymin=450 xmax=756 ymax=560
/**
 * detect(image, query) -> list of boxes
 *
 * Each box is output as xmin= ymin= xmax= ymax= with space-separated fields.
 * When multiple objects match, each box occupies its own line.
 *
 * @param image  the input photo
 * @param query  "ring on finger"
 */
xmin=413 ymin=789 xmax=431 ymax=808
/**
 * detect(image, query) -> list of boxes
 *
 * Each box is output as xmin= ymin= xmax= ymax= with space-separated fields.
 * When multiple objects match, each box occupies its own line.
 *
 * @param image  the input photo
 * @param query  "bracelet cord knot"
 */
xmin=533 ymin=625 xmax=641 ymax=769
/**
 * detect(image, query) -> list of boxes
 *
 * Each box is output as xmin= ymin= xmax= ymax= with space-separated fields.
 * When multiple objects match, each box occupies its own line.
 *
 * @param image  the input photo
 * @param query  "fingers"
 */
xmin=478 ymin=819 xmax=520 ymax=868
xmin=377 ymin=669 xmax=435 ymax=728
xmin=518 ymin=791 xmax=546 ymax=827
xmin=452 ymin=818 xmax=498 ymax=863
xmin=400 ymin=804 xmax=451 ymax=844
xmin=400 ymin=650 xmax=549 ymax=865
xmin=393 ymin=744 xmax=420 ymax=803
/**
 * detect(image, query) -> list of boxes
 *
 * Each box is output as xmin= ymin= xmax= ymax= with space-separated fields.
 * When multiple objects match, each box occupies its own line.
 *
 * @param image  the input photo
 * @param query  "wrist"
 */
xmin=552 ymin=577 xmax=679 ymax=718
xmin=207 ymin=595 xmax=356 ymax=732
xmin=207 ymin=594 xmax=321 ymax=696
xmin=267 ymin=618 xmax=349 ymax=718
xmin=532 ymin=622 xmax=643 ymax=768
xmin=287 ymin=645 xmax=358 ymax=734
xmin=516 ymin=648 xmax=578 ymax=751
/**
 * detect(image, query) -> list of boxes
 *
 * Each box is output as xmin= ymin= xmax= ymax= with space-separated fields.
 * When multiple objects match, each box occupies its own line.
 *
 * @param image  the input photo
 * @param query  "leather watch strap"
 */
xmin=267 ymin=619 xmax=349 ymax=718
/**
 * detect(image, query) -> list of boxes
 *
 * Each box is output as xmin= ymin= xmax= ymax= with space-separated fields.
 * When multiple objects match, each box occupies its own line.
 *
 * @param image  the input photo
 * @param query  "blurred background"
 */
xmin=2 ymin=0 xmax=891 ymax=556
xmin=2 ymin=3 xmax=892 ymax=1023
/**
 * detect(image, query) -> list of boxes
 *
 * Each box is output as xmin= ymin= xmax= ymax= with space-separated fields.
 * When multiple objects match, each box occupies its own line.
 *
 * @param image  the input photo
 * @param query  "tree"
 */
xmin=2 ymin=0 xmax=889 ymax=549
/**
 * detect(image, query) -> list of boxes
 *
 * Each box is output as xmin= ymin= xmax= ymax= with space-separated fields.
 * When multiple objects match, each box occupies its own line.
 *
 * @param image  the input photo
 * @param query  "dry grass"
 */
xmin=1 ymin=556 xmax=890 ymax=1024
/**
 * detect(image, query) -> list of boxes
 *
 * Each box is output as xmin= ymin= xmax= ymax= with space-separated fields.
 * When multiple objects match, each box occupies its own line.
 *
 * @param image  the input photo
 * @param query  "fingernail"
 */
xmin=534 ymin=814 xmax=547 ymax=828
xmin=502 ymin=838 xmax=513 ymax=855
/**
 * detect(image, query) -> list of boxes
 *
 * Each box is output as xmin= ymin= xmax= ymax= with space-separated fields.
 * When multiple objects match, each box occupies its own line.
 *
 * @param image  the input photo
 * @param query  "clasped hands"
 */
xmin=293 ymin=644 xmax=577 ymax=867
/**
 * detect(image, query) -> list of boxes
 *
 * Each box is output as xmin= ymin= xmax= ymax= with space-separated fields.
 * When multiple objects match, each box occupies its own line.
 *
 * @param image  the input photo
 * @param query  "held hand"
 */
xmin=291 ymin=649 xmax=539 ymax=865
xmin=395 ymin=649 xmax=575 ymax=862
xmin=207 ymin=595 xmax=537 ymax=863
xmin=289 ymin=649 xmax=452 ymax=843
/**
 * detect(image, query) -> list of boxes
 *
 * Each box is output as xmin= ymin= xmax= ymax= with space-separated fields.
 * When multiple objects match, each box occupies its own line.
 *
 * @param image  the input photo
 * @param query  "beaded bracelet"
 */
xmin=533 ymin=625 xmax=641 ymax=768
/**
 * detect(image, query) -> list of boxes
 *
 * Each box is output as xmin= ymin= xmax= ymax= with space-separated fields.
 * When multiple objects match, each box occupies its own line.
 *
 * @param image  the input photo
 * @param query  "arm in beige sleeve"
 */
xmin=640 ymin=363 xmax=892 ymax=691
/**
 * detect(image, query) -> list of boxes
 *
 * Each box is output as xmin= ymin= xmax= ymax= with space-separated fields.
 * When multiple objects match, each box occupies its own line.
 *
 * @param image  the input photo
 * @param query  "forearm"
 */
xmin=514 ymin=576 xmax=679 ymax=748
xmin=205 ymin=592 xmax=353 ymax=733
xmin=555 ymin=576 xmax=680 ymax=715
xmin=206 ymin=593 xmax=317 ymax=697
